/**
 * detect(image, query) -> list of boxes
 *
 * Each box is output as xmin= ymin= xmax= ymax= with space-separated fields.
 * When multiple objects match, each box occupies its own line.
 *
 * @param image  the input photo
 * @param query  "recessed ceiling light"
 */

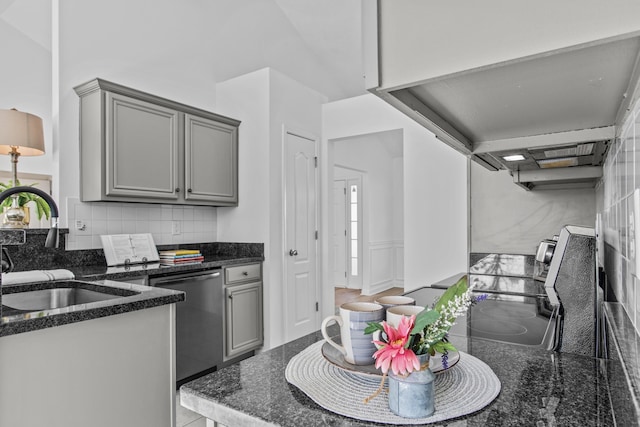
xmin=502 ymin=154 xmax=526 ymax=162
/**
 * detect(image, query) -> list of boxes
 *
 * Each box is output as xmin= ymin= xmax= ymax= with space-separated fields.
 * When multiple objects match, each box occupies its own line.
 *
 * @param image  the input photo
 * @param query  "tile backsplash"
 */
xmin=600 ymin=97 xmax=640 ymax=335
xmin=65 ymin=198 xmax=217 ymax=250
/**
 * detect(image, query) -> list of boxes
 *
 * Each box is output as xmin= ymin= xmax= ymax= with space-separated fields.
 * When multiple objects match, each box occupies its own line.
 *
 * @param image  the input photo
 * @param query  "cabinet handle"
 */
xmin=175 ymin=188 xmax=180 ymax=193
xmin=242 ymin=271 xmax=249 ymax=276
xmin=228 ymin=294 xmax=233 ymax=299
xmin=289 ymin=249 xmax=298 ymax=256
xmin=187 ymin=188 xmax=193 ymax=193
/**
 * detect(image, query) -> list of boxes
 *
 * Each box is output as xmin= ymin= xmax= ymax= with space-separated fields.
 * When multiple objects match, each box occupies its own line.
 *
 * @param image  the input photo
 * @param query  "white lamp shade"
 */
xmin=0 ymin=109 xmax=45 ymax=156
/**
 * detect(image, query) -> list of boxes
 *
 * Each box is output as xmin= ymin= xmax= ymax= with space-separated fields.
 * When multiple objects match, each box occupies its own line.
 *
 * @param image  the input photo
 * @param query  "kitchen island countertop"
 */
xmin=180 ymin=326 xmax=624 ymax=426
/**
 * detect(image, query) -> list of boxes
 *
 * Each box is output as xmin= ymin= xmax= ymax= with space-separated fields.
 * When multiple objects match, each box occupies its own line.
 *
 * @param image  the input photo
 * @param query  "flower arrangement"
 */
xmin=363 ymin=276 xmax=487 ymax=403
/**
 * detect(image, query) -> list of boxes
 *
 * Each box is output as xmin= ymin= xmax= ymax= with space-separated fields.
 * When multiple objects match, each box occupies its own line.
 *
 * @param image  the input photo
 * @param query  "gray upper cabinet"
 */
xmin=74 ymin=78 xmax=240 ymax=206
xmin=184 ymin=114 xmax=238 ymax=205
xmin=107 ymin=92 xmax=180 ymax=200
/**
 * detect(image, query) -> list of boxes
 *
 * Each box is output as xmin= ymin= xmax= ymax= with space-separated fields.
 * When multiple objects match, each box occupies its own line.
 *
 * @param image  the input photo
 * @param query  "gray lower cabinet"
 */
xmin=223 ymin=263 xmax=263 ymax=361
xmin=74 ymin=78 xmax=239 ymax=206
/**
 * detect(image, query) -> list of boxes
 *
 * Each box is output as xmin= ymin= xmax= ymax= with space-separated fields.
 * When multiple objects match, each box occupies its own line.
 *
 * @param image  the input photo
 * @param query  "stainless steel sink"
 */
xmin=3 ymin=282 xmax=134 ymax=312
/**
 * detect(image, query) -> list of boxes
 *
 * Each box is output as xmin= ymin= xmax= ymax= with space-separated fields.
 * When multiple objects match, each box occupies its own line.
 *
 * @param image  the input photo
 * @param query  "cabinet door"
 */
xmin=184 ymin=114 xmax=238 ymax=206
xmin=224 ymin=281 xmax=263 ymax=360
xmin=106 ymin=92 xmax=180 ymax=199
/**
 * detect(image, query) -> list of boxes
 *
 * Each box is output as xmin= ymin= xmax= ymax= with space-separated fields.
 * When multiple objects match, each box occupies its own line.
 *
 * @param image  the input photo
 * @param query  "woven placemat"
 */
xmin=285 ymin=340 xmax=501 ymax=425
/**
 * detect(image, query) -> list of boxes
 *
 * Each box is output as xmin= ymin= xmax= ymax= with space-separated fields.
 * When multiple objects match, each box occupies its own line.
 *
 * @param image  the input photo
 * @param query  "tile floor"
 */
xmin=176 ymin=391 xmax=207 ymax=427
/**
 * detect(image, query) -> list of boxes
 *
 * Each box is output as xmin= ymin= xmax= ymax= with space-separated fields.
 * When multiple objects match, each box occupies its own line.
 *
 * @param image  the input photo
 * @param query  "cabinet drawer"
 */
xmin=225 ymin=263 xmax=261 ymax=284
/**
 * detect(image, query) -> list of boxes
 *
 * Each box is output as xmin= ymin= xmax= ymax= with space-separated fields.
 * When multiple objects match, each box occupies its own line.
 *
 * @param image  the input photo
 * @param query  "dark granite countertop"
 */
xmin=70 ymin=255 xmax=264 ymax=281
xmin=180 ymin=327 xmax=622 ymax=426
xmin=0 ymin=279 xmax=184 ymax=337
xmin=0 ymin=237 xmax=264 ymax=337
xmin=180 ymin=271 xmax=629 ymax=426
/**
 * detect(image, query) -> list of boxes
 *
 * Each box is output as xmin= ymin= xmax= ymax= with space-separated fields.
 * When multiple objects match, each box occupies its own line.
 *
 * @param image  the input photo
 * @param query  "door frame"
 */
xmin=281 ymin=125 xmax=320 ymax=341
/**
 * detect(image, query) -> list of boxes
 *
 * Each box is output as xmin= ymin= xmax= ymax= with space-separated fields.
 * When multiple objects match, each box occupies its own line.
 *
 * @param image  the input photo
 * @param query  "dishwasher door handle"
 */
xmin=151 ymin=271 xmax=221 ymax=286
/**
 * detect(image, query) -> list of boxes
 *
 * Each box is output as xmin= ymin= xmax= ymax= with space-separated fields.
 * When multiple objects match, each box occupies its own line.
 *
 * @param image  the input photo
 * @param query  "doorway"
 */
xmin=329 ymin=130 xmax=404 ymax=297
xmin=333 ymin=173 xmax=363 ymax=289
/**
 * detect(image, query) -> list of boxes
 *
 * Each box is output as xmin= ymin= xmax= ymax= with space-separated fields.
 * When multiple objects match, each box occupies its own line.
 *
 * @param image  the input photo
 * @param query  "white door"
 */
xmin=284 ymin=130 xmax=319 ymax=342
xmin=333 ymin=180 xmax=347 ymax=287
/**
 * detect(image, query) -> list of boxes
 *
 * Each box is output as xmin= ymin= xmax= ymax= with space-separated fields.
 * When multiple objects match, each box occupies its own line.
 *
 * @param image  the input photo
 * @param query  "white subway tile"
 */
xmin=122 ymin=205 xmax=137 ymax=220
xmin=107 ymin=204 xmax=123 ymax=220
xmin=122 ymin=220 xmax=136 ymax=234
xmin=136 ymin=220 xmax=150 ymax=233
xmin=183 ymin=221 xmax=194 ymax=233
xmin=92 ymin=219 xmax=107 ymax=235
xmin=172 ymin=206 xmax=184 ymax=220
xmin=92 ymin=235 xmax=104 ymax=249
xmin=76 ymin=235 xmax=93 ymax=250
xmin=162 ymin=206 xmax=173 ymax=221
xmin=136 ymin=206 xmax=150 ymax=220
xmin=149 ymin=220 xmax=163 ymax=234
xmin=149 ymin=206 xmax=163 ymax=221
xmin=183 ymin=206 xmax=194 ymax=221
xmin=92 ymin=204 xmax=108 ymax=220
xmin=107 ymin=222 xmax=123 ymax=235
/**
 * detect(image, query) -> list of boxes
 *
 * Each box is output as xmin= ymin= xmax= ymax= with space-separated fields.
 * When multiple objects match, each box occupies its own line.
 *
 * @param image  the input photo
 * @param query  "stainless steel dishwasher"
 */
xmin=149 ymin=268 xmax=223 ymax=387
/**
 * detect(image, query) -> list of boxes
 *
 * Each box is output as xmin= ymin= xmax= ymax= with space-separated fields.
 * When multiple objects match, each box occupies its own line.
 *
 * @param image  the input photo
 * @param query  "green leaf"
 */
xmin=410 ymin=309 xmax=440 ymax=335
xmin=431 ymin=340 xmax=457 ymax=354
xmin=433 ymin=276 xmax=468 ymax=313
xmin=0 ymin=181 xmax=50 ymax=220
xmin=34 ymin=197 xmax=50 ymax=220
xmin=364 ymin=322 xmax=384 ymax=335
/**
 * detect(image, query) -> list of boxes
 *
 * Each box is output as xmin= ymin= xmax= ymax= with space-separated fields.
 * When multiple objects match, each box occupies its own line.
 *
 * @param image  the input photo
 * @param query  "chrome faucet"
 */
xmin=0 ymin=186 xmax=59 ymax=248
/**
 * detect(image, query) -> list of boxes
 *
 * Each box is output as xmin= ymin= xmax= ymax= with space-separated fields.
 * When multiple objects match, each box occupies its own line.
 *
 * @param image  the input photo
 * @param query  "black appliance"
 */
xmin=150 ymin=268 xmax=223 ymax=387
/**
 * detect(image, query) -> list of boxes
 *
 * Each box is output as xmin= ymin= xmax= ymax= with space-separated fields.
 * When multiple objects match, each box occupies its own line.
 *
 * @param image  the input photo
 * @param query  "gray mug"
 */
xmin=321 ymin=302 xmax=384 ymax=365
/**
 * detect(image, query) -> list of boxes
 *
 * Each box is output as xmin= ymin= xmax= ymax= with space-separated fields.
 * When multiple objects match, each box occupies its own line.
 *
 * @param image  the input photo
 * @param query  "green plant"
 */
xmin=0 ymin=180 xmax=51 ymax=220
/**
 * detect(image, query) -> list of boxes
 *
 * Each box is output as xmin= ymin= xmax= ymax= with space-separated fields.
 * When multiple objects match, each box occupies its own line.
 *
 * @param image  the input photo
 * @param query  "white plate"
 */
xmin=320 ymin=337 xmax=460 ymax=378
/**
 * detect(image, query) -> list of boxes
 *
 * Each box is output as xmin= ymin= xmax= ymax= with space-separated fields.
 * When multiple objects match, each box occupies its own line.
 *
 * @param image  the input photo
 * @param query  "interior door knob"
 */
xmin=289 ymin=249 xmax=298 ymax=256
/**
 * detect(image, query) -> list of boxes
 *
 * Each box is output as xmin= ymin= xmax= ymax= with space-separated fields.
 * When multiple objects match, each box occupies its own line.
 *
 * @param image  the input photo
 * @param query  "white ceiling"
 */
xmin=205 ymin=0 xmax=366 ymax=101
xmin=1 ymin=0 xmax=50 ymax=51
xmin=2 ymin=0 xmax=367 ymax=102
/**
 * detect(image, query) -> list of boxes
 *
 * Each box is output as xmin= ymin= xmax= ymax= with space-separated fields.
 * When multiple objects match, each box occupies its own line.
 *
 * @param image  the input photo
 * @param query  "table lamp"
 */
xmin=0 ymin=108 xmax=45 ymax=228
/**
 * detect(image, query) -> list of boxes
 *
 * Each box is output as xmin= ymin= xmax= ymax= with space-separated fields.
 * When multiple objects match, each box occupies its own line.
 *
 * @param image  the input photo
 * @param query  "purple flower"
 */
xmin=441 ymin=351 xmax=449 ymax=370
xmin=473 ymin=293 xmax=489 ymax=303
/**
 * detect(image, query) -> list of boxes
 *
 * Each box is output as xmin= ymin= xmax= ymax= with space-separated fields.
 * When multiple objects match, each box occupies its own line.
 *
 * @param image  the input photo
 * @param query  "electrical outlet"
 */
xmin=75 ymin=220 xmax=87 ymax=232
xmin=171 ymin=221 xmax=181 ymax=235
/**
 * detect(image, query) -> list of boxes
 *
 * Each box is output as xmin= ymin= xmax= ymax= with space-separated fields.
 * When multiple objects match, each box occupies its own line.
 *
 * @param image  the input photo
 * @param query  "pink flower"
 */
xmin=372 ymin=315 xmax=420 ymax=375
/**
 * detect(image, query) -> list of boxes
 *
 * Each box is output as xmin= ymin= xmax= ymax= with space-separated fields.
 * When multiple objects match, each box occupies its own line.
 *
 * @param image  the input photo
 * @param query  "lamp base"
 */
xmin=2 ymin=206 xmax=29 ymax=229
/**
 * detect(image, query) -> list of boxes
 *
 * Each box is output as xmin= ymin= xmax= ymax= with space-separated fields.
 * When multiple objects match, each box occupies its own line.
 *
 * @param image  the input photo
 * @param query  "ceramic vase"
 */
xmin=388 ymin=353 xmax=435 ymax=418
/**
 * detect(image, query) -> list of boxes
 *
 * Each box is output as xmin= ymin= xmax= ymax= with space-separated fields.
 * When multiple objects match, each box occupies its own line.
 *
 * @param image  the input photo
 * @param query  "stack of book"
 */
xmin=159 ymin=249 xmax=204 ymax=265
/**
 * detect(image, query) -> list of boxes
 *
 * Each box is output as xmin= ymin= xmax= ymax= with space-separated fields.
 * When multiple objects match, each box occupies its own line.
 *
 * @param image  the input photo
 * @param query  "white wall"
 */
xmin=216 ymin=68 xmax=327 ymax=349
xmin=50 ymin=0 xmax=356 ymax=249
xmin=0 ymin=0 xmax=53 ymax=177
xmin=322 ymin=94 xmax=467 ymax=319
xmin=470 ymin=162 xmax=597 ymax=254
xmin=56 ymin=0 xmax=220 ymax=238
